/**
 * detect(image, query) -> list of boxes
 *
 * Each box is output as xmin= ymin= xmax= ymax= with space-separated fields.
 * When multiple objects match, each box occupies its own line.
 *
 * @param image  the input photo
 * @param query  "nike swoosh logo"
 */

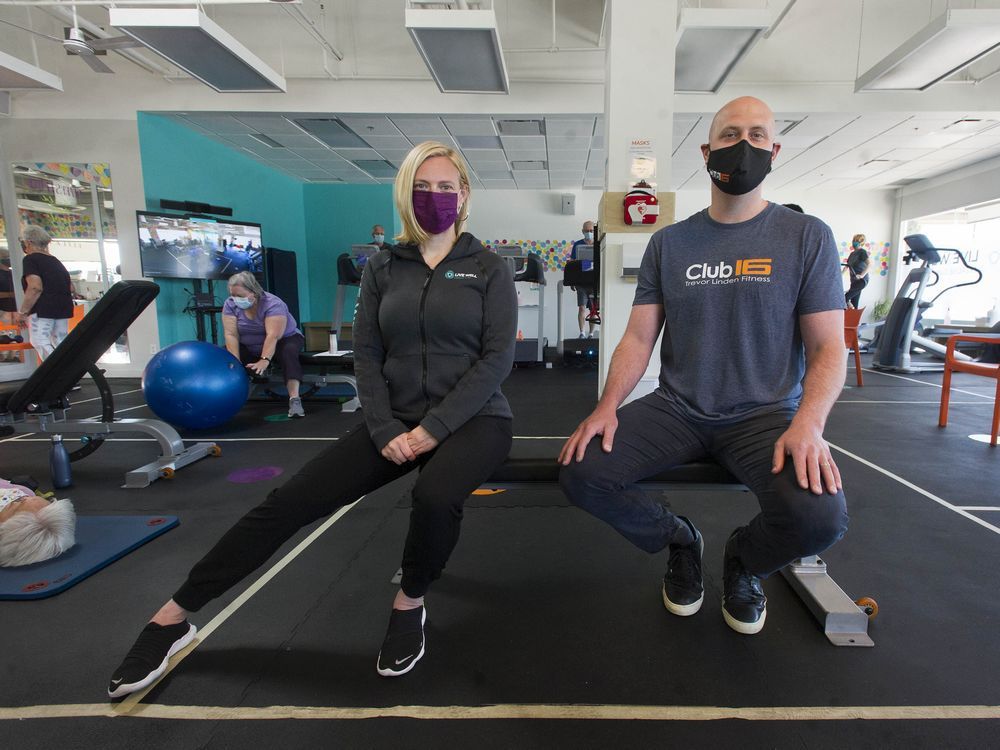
xmin=111 ymin=679 xmax=123 ymax=685
xmin=394 ymin=655 xmax=414 ymax=666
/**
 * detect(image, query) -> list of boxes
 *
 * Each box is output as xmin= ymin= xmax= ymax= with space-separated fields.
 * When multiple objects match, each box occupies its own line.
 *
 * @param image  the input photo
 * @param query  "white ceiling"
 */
xmin=163 ymin=109 xmax=1000 ymax=191
xmin=3 ymin=0 xmax=1000 ymax=192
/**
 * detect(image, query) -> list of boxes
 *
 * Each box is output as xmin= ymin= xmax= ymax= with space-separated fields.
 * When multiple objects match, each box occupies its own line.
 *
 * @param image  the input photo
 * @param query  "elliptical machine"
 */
xmin=872 ymin=234 xmax=981 ymax=373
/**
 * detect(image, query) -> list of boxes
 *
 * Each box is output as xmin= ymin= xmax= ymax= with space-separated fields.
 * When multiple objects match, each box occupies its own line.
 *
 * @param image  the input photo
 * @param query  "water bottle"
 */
xmin=50 ymin=434 xmax=73 ymax=489
xmin=329 ymin=331 xmax=338 ymax=353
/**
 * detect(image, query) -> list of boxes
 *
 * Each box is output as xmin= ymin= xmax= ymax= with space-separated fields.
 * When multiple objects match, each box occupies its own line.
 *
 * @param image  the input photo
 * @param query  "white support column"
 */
xmin=598 ymin=0 xmax=677 ymax=397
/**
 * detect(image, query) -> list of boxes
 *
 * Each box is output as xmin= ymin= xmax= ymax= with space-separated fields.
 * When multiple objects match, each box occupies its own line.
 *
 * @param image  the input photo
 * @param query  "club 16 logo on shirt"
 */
xmin=685 ymin=258 xmax=773 ymax=286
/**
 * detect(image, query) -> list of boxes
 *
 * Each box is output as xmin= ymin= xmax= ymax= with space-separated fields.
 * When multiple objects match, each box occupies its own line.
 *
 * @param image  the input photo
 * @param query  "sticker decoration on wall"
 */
xmin=34 ymin=162 xmax=113 ymax=189
xmin=839 ymin=240 xmax=892 ymax=277
xmin=483 ymin=239 xmax=575 ymax=271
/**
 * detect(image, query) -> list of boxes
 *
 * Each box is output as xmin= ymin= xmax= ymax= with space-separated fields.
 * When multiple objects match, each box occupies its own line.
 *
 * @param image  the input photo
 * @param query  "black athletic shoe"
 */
xmin=662 ymin=516 xmax=704 ymax=616
xmin=376 ymin=606 xmax=426 ymax=677
xmin=722 ymin=530 xmax=767 ymax=634
xmin=107 ymin=621 xmax=197 ymax=698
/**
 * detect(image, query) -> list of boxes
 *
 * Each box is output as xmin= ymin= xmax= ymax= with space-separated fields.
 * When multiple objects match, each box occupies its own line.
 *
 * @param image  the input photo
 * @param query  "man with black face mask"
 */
xmin=560 ymin=97 xmax=848 ymax=637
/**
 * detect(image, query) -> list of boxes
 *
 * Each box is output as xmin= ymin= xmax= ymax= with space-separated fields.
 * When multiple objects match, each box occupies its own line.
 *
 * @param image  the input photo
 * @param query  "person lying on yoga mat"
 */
xmin=0 ymin=478 xmax=75 ymax=567
xmin=107 ymin=140 xmax=517 ymax=698
xmin=559 ymin=96 xmax=849 ymax=637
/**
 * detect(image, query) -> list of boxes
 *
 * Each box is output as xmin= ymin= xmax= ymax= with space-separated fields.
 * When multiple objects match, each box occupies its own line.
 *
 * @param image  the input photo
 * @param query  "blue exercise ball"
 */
xmin=142 ymin=341 xmax=249 ymax=430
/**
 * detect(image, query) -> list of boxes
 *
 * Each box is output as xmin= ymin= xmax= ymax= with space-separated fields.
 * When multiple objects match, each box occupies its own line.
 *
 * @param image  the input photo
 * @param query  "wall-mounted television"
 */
xmin=137 ymin=210 xmax=264 ymax=281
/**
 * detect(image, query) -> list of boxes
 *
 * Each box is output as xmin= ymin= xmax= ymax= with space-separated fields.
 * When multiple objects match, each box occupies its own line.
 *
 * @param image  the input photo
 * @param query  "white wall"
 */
xmin=469 ymin=189 xmax=603 ymax=344
xmin=0 ymin=118 xmax=156 ymax=378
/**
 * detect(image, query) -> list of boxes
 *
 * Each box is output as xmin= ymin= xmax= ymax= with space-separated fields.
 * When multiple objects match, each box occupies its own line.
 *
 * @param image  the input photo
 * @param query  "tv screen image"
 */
xmin=137 ymin=212 xmax=264 ymax=281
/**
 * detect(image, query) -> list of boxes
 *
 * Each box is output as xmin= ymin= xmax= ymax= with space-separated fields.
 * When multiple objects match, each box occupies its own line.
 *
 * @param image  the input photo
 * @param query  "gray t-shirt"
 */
xmin=633 ymin=202 xmax=844 ymax=421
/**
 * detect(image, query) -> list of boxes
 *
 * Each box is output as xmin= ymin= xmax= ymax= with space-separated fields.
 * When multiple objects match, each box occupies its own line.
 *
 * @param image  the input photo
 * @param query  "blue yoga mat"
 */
xmin=0 ymin=515 xmax=178 ymax=600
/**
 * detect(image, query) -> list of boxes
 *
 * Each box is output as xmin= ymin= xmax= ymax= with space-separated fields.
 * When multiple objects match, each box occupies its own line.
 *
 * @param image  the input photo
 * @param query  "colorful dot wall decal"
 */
xmin=839 ymin=240 xmax=892 ymax=277
xmin=484 ymin=239 xmax=575 ymax=271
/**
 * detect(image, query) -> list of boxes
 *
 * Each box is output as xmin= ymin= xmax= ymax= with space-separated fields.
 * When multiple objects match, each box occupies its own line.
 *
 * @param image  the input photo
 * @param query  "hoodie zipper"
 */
xmin=418 ymin=266 xmax=434 ymax=413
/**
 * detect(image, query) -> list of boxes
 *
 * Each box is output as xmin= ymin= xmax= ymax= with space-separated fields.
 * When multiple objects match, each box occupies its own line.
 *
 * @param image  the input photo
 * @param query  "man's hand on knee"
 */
xmin=771 ymin=420 xmax=841 ymax=495
xmin=559 ymin=408 xmax=617 ymax=465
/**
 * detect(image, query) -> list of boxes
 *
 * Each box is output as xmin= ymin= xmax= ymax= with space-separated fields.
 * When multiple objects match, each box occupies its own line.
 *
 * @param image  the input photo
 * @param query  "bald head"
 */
xmin=708 ymin=97 xmax=776 ymax=142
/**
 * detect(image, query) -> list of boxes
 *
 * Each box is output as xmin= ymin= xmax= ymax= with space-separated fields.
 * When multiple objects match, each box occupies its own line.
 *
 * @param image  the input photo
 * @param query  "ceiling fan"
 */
xmin=0 ymin=4 xmax=141 ymax=74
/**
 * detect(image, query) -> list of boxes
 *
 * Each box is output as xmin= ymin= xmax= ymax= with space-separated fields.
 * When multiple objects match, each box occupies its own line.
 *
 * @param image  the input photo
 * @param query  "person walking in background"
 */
xmin=845 ymin=233 xmax=871 ymax=309
xmin=570 ymin=220 xmax=598 ymax=338
xmin=14 ymin=225 xmax=73 ymax=360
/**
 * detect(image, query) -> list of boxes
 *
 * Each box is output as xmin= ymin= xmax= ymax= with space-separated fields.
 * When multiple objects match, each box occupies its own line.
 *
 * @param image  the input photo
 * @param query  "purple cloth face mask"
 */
xmin=412 ymin=190 xmax=459 ymax=235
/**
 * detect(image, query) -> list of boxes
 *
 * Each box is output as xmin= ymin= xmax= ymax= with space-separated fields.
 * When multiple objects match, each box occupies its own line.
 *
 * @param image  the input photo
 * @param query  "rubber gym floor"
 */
xmin=2 ymin=355 xmax=999 ymax=749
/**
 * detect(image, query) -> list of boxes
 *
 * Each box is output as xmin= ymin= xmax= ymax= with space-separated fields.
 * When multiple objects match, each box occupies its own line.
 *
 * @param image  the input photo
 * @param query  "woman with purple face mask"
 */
xmin=106 ymin=142 xmax=517 ymax=697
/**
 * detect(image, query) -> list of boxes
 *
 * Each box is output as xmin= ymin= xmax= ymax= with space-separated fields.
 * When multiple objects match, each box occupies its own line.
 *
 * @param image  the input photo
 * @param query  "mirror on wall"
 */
xmin=0 ymin=162 xmax=128 ymax=370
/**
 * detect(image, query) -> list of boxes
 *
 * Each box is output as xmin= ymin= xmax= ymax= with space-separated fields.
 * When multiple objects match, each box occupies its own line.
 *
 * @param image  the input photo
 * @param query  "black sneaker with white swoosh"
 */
xmin=376 ymin=606 xmax=426 ymax=677
xmin=107 ymin=621 xmax=197 ymax=698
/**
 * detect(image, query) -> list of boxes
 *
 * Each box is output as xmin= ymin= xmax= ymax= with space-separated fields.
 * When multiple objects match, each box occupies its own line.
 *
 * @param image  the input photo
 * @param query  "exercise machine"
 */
xmin=0 ymin=281 xmax=220 ymax=488
xmin=872 ymin=234 xmax=981 ymax=373
xmin=497 ymin=248 xmax=546 ymax=363
xmin=248 ymin=351 xmax=360 ymax=413
xmin=557 ymin=248 xmax=601 ymax=364
xmin=331 ymin=244 xmax=378 ymax=348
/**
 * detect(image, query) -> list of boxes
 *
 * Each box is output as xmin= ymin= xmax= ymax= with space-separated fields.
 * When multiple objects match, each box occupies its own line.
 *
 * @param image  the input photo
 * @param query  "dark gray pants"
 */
xmin=173 ymin=416 xmax=513 ymax=611
xmin=558 ymin=393 xmax=848 ymax=577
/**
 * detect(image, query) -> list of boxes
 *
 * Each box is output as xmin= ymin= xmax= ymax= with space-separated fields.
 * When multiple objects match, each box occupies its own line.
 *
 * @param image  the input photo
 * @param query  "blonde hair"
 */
xmin=853 ymin=234 xmax=867 ymax=246
xmin=394 ymin=141 xmax=471 ymax=246
xmin=0 ymin=498 xmax=76 ymax=567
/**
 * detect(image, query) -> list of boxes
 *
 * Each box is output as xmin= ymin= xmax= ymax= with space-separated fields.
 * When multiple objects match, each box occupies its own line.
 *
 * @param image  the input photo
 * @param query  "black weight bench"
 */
xmin=248 ymin=351 xmax=360 ymax=412
xmin=0 ymin=280 xmax=219 ymax=488
xmin=391 ymin=455 xmax=874 ymax=647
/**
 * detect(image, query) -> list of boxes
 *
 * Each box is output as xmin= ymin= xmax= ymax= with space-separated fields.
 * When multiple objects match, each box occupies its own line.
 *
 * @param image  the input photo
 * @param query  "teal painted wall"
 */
xmin=137 ymin=113 xmax=308 ymax=347
xmin=303 ymin=183 xmax=396 ymax=331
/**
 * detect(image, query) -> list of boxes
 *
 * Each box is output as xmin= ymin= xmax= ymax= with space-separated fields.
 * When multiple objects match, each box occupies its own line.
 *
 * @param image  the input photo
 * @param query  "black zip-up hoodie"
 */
xmin=353 ymin=232 xmax=517 ymax=449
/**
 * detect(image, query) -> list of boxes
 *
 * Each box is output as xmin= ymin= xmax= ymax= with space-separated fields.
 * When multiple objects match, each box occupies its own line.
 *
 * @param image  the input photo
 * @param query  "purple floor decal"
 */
xmin=227 ymin=466 xmax=285 ymax=483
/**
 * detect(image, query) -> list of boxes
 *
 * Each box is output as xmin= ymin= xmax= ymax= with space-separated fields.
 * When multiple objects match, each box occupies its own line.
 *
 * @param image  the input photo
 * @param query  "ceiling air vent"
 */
xmin=248 ymin=133 xmax=285 ymax=148
xmin=293 ymin=119 xmax=369 ymax=149
xmin=496 ymin=119 xmax=545 ymax=136
xmin=510 ymin=160 xmax=547 ymax=171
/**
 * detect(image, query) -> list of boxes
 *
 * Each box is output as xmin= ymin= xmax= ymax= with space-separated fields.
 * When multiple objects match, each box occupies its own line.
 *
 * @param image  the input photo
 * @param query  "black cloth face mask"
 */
xmin=705 ymin=139 xmax=774 ymax=195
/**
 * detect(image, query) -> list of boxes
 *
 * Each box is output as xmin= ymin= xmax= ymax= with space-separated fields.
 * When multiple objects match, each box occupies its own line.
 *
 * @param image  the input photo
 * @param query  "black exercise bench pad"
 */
xmin=486 ymin=456 xmax=741 ymax=485
xmin=1 ymin=281 xmax=159 ymax=414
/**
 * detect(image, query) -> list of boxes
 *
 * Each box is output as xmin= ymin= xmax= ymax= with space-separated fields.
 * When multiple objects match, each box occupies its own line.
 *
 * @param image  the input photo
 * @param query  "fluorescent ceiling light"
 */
xmin=855 ymin=10 xmax=1000 ymax=92
xmin=405 ymin=7 xmax=509 ymax=94
xmin=109 ymin=8 xmax=285 ymax=93
xmin=675 ymin=8 xmax=771 ymax=93
xmin=0 ymin=50 xmax=62 ymax=91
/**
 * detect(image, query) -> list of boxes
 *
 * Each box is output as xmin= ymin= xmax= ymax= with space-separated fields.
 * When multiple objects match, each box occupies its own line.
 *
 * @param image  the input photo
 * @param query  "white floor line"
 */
xmin=862 ymin=368 xmax=993 ymax=400
xmin=5 ymin=435 xmax=571 ymax=445
xmin=828 ymin=441 xmax=1000 ymax=536
xmin=71 ymin=388 xmax=143 ymax=406
xmin=4 ymin=436 xmax=342 ymax=443
xmin=80 ymin=403 xmax=150 ymax=418
xmin=836 ymin=400 xmax=987 ymax=404
xmin=956 ymin=507 xmax=1000 ymax=512
xmin=6 ymin=702 xmax=1000 ymax=722
xmin=114 ymin=500 xmax=360 ymax=714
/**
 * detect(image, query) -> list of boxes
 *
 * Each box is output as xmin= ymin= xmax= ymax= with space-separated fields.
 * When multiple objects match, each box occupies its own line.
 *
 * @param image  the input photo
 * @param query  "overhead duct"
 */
xmin=109 ymin=8 xmax=286 ymax=93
